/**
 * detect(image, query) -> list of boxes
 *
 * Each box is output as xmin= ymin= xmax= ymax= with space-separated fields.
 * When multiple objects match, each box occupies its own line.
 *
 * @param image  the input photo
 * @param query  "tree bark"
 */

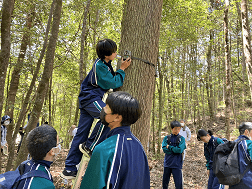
xmin=241 ymin=0 xmax=252 ymax=100
xmin=14 ymin=0 xmax=62 ymax=168
xmin=0 ymin=0 xmax=15 ymax=173
xmin=0 ymin=0 xmax=15 ymax=120
xmin=79 ymin=0 xmax=91 ymax=85
xmin=206 ymin=29 xmax=215 ymax=127
xmin=118 ymin=0 xmax=163 ymax=150
xmin=5 ymin=11 xmax=35 ymax=171
xmin=224 ymin=0 xmax=231 ymax=140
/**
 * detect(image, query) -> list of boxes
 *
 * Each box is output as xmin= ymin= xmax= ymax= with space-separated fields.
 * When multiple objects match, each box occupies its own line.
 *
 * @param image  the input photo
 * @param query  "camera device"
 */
xmin=123 ymin=50 xmax=131 ymax=61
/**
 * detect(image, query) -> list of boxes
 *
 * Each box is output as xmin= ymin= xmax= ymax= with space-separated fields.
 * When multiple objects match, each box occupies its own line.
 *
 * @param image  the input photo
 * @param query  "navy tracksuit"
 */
xmin=204 ymin=136 xmax=224 ymax=189
xmin=229 ymin=135 xmax=252 ymax=189
xmin=162 ymin=134 xmax=186 ymax=189
xmin=65 ymin=58 xmax=125 ymax=172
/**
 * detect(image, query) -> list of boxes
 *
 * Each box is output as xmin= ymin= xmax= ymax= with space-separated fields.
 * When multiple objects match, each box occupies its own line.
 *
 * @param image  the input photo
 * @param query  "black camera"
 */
xmin=123 ymin=50 xmax=131 ymax=61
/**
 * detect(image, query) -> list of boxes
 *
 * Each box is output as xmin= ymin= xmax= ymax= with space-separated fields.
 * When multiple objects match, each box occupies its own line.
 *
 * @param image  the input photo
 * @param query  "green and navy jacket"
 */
xmin=17 ymin=159 xmax=54 ymax=189
xmin=162 ymin=134 xmax=186 ymax=169
xmin=204 ymin=136 xmax=224 ymax=170
xmin=78 ymin=58 xmax=125 ymax=108
xmin=80 ymin=126 xmax=150 ymax=189
xmin=234 ymin=135 xmax=252 ymax=187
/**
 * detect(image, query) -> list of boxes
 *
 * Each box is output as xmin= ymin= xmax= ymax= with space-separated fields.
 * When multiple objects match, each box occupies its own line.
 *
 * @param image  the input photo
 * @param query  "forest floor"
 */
xmin=1 ymin=111 xmax=245 ymax=189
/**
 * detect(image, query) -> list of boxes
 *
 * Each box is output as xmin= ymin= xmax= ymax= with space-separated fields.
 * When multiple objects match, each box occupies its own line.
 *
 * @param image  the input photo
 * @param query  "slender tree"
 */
xmin=14 ymin=0 xmax=62 ymax=168
xmin=224 ymin=0 xmax=231 ymax=140
xmin=241 ymin=0 xmax=252 ymax=100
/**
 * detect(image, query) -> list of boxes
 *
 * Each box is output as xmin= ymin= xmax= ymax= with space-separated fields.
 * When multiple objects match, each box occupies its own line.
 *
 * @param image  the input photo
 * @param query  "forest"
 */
xmin=1 ymin=0 xmax=252 ymax=188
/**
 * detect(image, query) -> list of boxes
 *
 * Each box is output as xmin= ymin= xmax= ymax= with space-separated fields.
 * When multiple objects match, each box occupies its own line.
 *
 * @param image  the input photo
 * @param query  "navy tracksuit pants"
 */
xmin=162 ymin=167 xmax=183 ymax=189
xmin=208 ymin=169 xmax=224 ymax=189
xmin=65 ymin=100 xmax=110 ymax=172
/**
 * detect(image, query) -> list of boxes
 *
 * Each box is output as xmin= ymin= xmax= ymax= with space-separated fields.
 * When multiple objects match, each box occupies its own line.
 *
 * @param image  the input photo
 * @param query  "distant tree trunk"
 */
xmin=151 ymin=83 xmax=156 ymax=154
xmin=12 ymin=0 xmax=55 ymax=162
xmin=0 ymin=0 xmax=15 ymax=120
xmin=206 ymin=29 xmax=215 ymax=127
xmin=119 ymin=0 xmax=163 ymax=149
xmin=224 ymin=0 xmax=231 ymax=140
xmin=14 ymin=0 xmax=62 ymax=168
xmin=79 ymin=0 xmax=91 ymax=85
xmin=241 ymin=0 xmax=252 ymax=100
xmin=157 ymin=59 xmax=164 ymax=154
xmin=5 ymin=11 xmax=35 ymax=172
xmin=0 ymin=0 xmax=15 ymax=173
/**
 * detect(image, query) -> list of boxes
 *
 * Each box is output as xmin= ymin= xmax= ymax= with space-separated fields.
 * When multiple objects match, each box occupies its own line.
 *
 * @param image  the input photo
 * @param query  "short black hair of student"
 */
xmin=96 ymin=39 xmax=117 ymax=60
xmin=106 ymin=91 xmax=141 ymax=126
xmin=170 ymin=120 xmax=181 ymax=129
xmin=239 ymin=122 xmax=252 ymax=135
xmin=197 ymin=129 xmax=213 ymax=141
xmin=26 ymin=124 xmax=57 ymax=160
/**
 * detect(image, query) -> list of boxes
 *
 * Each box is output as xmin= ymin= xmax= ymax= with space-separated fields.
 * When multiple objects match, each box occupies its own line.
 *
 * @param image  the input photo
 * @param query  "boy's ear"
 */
xmin=48 ymin=148 xmax=55 ymax=156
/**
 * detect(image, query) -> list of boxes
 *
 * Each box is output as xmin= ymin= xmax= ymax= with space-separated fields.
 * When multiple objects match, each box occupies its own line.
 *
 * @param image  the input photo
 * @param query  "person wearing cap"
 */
xmin=229 ymin=122 xmax=252 ymax=189
xmin=1 ymin=115 xmax=12 ymax=154
xmin=197 ymin=129 xmax=224 ymax=189
xmin=162 ymin=120 xmax=186 ymax=189
xmin=179 ymin=119 xmax=191 ymax=160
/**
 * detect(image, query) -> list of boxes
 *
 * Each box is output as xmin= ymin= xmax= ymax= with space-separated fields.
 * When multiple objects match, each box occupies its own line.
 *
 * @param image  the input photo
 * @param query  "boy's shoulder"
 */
xmin=29 ymin=164 xmax=54 ymax=189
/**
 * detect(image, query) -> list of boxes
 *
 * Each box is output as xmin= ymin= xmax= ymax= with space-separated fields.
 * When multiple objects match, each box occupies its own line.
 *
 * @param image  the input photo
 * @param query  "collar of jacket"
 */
xmin=238 ymin=135 xmax=250 ymax=140
xmin=106 ymin=126 xmax=131 ymax=139
xmin=32 ymin=159 xmax=53 ymax=168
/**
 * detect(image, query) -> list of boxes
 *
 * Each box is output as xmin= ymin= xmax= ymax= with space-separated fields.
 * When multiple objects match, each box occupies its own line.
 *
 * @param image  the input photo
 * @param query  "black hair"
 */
xmin=197 ymin=129 xmax=213 ymax=141
xmin=239 ymin=122 xmax=252 ymax=135
xmin=106 ymin=91 xmax=141 ymax=126
xmin=26 ymin=124 xmax=57 ymax=160
xmin=170 ymin=120 xmax=181 ymax=129
xmin=1 ymin=115 xmax=12 ymax=124
xmin=96 ymin=39 xmax=117 ymax=60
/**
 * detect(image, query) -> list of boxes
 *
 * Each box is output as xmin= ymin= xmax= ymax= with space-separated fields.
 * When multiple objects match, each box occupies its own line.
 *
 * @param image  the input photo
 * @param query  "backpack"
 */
xmin=167 ymin=134 xmax=182 ymax=145
xmin=213 ymin=138 xmax=252 ymax=186
xmin=167 ymin=135 xmax=184 ymax=156
xmin=0 ymin=160 xmax=52 ymax=189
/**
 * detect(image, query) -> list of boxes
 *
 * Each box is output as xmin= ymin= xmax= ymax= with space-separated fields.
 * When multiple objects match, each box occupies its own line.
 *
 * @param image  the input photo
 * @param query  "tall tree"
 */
xmin=119 ymin=0 xmax=163 ymax=149
xmin=0 ymin=0 xmax=15 ymax=120
xmin=241 ymin=0 xmax=252 ymax=100
xmin=0 ymin=0 xmax=15 ymax=173
xmin=224 ymin=0 xmax=231 ymax=140
xmin=14 ymin=0 xmax=62 ymax=168
xmin=5 ymin=10 xmax=35 ymax=172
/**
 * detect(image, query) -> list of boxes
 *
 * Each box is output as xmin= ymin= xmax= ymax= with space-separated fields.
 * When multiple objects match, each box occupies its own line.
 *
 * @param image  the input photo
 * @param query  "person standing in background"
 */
xmin=179 ymin=119 xmax=191 ymax=160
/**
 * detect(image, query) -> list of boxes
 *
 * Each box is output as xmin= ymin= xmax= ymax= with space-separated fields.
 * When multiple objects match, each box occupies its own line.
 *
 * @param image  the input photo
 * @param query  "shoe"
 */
xmin=79 ymin=142 xmax=92 ymax=157
xmin=60 ymin=168 xmax=77 ymax=179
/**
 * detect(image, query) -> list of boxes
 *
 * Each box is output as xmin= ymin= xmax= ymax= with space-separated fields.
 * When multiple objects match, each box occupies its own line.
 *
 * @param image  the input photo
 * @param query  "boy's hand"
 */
xmin=207 ymin=170 xmax=210 ymax=176
xmin=166 ymin=145 xmax=169 ymax=149
xmin=120 ymin=58 xmax=131 ymax=71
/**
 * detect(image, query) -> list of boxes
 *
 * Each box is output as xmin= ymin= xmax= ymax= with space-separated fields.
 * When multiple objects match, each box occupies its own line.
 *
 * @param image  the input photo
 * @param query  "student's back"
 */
xmin=17 ymin=160 xmax=54 ymax=189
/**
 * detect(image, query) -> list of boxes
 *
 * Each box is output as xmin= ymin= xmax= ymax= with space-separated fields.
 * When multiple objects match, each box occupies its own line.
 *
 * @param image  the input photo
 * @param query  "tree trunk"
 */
xmin=151 ymin=83 xmax=156 ymax=154
xmin=79 ymin=0 xmax=91 ymax=85
xmin=0 ymin=0 xmax=15 ymax=173
xmin=12 ymin=0 xmax=55 ymax=163
xmin=118 ymin=0 xmax=163 ymax=149
xmin=157 ymin=58 xmax=164 ymax=154
xmin=5 ymin=11 xmax=35 ymax=171
xmin=224 ymin=0 xmax=231 ymax=140
xmin=241 ymin=0 xmax=252 ymax=100
xmin=14 ymin=0 xmax=62 ymax=168
xmin=0 ymin=0 xmax=15 ymax=120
